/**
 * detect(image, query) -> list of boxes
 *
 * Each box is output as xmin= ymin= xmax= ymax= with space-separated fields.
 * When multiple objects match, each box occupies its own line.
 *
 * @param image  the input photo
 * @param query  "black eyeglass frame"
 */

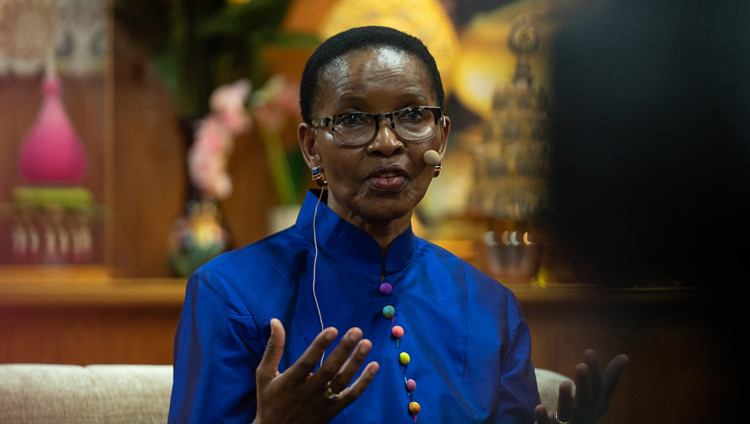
xmin=311 ymin=106 xmax=444 ymax=146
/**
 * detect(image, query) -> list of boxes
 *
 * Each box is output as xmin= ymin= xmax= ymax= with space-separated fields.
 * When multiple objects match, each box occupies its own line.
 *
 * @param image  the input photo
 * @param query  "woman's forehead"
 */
xmin=314 ymin=46 xmax=434 ymax=110
xmin=327 ymin=46 xmax=410 ymax=72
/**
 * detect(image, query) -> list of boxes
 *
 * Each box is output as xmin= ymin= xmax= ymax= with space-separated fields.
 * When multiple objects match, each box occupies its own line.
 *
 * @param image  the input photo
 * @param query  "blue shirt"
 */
xmin=169 ymin=190 xmax=540 ymax=423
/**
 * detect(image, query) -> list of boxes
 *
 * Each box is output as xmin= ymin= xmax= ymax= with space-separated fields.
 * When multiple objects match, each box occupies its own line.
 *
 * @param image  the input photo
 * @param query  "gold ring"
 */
xmin=553 ymin=411 xmax=572 ymax=424
xmin=325 ymin=382 xmax=340 ymax=400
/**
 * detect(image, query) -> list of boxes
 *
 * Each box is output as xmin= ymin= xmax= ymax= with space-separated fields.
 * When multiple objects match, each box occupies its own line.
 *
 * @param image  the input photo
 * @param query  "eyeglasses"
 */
xmin=311 ymin=106 xmax=444 ymax=146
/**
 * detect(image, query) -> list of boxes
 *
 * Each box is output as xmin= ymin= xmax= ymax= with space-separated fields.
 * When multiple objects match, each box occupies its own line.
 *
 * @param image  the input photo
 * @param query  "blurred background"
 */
xmin=0 ymin=0 xmax=746 ymax=422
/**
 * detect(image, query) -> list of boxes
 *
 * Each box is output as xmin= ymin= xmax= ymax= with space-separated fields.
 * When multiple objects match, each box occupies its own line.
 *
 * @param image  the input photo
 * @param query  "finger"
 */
xmin=556 ymin=380 xmax=574 ymax=421
xmin=573 ymin=362 xmax=591 ymax=421
xmin=309 ymin=327 xmax=363 ymax=388
xmin=534 ymin=404 xmax=552 ymax=424
xmin=335 ymin=361 xmax=379 ymax=405
xmin=286 ymin=326 xmax=339 ymax=384
xmin=256 ymin=318 xmax=286 ymax=387
xmin=328 ymin=338 xmax=372 ymax=391
xmin=597 ymin=354 xmax=630 ymax=412
xmin=583 ymin=350 xmax=602 ymax=402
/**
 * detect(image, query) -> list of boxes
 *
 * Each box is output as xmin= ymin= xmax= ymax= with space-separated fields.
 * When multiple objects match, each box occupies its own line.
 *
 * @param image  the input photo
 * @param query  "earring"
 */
xmin=433 ymin=162 xmax=442 ymax=178
xmin=312 ymin=166 xmax=327 ymax=186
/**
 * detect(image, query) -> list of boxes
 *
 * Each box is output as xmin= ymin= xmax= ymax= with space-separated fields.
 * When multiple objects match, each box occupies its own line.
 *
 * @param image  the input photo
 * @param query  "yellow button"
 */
xmin=409 ymin=401 xmax=421 ymax=414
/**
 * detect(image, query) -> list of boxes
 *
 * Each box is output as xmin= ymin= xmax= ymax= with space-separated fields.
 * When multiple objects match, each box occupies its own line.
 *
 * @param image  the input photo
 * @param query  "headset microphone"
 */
xmin=423 ymin=150 xmax=441 ymax=167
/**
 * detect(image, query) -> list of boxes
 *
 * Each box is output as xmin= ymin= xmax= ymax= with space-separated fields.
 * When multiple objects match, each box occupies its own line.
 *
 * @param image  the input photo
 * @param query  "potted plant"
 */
xmin=113 ymin=0 xmax=319 ymax=276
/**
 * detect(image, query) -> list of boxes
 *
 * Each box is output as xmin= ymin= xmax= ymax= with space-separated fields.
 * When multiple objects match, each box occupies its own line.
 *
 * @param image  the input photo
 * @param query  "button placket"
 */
xmin=379 ymin=280 xmax=419 ymax=421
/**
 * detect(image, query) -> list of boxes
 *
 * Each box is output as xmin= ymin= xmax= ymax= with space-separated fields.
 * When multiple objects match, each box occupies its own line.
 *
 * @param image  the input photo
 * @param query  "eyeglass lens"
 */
xmin=333 ymin=107 xmax=438 ymax=145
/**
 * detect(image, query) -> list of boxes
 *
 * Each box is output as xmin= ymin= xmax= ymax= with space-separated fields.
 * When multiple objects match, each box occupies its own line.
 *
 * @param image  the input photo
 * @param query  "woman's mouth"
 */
xmin=367 ymin=166 xmax=408 ymax=191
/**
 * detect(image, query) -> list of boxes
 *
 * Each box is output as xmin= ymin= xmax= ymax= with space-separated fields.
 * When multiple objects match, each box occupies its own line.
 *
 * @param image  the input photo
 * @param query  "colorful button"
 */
xmin=399 ymin=352 xmax=410 ymax=365
xmin=382 ymin=305 xmax=395 ymax=319
xmin=391 ymin=325 xmax=404 ymax=338
xmin=379 ymin=282 xmax=393 ymax=296
xmin=409 ymin=401 xmax=421 ymax=414
xmin=406 ymin=379 xmax=417 ymax=392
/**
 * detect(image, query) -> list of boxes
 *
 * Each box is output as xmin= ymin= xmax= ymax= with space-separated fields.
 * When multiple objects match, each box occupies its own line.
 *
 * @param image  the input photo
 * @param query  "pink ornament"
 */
xmin=19 ymin=72 xmax=87 ymax=183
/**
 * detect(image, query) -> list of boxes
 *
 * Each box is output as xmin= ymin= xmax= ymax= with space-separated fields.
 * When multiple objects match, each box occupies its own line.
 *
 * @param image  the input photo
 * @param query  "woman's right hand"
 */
xmin=254 ymin=318 xmax=379 ymax=424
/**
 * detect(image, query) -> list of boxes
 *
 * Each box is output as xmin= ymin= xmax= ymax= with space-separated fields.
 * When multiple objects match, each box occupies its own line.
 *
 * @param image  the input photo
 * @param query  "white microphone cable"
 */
xmin=311 ymin=187 xmax=326 ymax=366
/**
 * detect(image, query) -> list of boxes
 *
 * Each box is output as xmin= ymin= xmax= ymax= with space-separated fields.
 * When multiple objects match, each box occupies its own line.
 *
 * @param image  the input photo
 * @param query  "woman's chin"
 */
xmin=355 ymin=196 xmax=420 ymax=224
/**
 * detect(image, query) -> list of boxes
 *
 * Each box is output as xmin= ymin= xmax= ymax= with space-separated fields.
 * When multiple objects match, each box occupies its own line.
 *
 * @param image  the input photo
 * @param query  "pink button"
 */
xmin=379 ymin=282 xmax=393 ymax=296
xmin=391 ymin=325 xmax=404 ymax=338
xmin=406 ymin=379 xmax=417 ymax=392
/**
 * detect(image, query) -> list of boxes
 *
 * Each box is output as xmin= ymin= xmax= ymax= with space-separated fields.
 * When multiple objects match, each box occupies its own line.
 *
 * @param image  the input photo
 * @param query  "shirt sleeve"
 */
xmin=496 ymin=291 xmax=541 ymax=424
xmin=168 ymin=270 xmax=265 ymax=423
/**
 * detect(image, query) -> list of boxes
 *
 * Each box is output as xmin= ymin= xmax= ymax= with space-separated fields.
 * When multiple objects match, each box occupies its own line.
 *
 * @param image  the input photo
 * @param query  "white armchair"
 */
xmin=0 ymin=364 xmax=173 ymax=423
xmin=535 ymin=368 xmax=575 ymax=413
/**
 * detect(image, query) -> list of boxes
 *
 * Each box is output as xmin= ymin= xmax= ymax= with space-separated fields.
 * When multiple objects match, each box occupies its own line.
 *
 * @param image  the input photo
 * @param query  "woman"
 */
xmin=168 ymin=26 xmax=628 ymax=424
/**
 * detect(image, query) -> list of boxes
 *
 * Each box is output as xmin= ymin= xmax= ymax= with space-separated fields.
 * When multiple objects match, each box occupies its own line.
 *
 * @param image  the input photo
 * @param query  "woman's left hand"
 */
xmin=534 ymin=350 xmax=629 ymax=424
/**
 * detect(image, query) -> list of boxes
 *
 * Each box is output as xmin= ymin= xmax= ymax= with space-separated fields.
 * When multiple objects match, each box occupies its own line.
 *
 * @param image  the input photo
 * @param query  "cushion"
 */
xmin=0 ymin=364 xmax=173 ymax=424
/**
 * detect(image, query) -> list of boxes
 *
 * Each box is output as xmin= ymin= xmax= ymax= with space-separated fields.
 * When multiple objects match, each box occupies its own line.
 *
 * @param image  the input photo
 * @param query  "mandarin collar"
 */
xmin=294 ymin=189 xmax=416 ymax=278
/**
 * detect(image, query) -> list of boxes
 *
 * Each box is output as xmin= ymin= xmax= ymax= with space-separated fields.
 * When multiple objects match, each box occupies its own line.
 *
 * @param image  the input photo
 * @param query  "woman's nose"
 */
xmin=367 ymin=119 xmax=404 ymax=156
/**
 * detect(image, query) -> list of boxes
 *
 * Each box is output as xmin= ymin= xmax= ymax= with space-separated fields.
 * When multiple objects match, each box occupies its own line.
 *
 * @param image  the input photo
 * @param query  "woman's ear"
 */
xmin=298 ymin=123 xmax=319 ymax=168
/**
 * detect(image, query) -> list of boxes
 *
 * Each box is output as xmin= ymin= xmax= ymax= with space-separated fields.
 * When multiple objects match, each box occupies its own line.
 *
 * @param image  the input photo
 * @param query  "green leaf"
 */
xmin=196 ymin=0 xmax=292 ymax=38
xmin=271 ymin=32 xmax=322 ymax=49
xmin=112 ymin=0 xmax=295 ymax=119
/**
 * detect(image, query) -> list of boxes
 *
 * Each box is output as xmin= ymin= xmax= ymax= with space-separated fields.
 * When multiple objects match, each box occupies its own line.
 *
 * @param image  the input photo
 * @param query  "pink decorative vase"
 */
xmin=18 ymin=72 xmax=87 ymax=183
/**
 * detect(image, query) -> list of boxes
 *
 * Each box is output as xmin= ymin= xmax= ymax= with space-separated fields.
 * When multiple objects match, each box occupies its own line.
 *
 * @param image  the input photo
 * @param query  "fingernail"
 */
xmin=367 ymin=362 xmax=380 ymax=375
xmin=358 ymin=342 xmax=371 ymax=354
xmin=325 ymin=328 xmax=337 ymax=341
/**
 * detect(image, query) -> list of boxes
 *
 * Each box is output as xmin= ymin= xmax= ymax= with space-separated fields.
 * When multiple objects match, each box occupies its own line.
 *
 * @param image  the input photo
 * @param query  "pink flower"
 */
xmin=274 ymin=80 xmax=301 ymax=117
xmin=210 ymin=79 xmax=253 ymax=133
xmin=188 ymin=116 xmax=234 ymax=199
xmin=187 ymin=75 xmax=300 ymax=201
xmin=188 ymin=79 xmax=254 ymax=200
xmin=251 ymin=75 xmax=300 ymax=131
